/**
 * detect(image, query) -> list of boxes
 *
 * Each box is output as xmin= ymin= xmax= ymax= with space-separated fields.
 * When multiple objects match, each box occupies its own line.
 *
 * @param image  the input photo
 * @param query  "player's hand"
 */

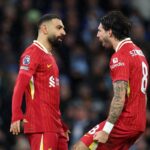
xmin=10 ymin=119 xmax=27 ymax=135
xmin=65 ymin=130 xmax=71 ymax=141
xmin=93 ymin=130 xmax=109 ymax=143
xmin=10 ymin=120 xmax=21 ymax=135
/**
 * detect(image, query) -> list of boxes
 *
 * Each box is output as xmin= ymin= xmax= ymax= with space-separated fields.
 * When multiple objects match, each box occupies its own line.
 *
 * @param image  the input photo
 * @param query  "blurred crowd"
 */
xmin=0 ymin=0 xmax=150 ymax=149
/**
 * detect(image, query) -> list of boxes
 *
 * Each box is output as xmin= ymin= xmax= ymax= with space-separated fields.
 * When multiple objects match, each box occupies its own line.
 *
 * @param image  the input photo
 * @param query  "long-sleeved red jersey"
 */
xmin=12 ymin=40 xmax=64 ymax=133
xmin=110 ymin=38 xmax=149 ymax=131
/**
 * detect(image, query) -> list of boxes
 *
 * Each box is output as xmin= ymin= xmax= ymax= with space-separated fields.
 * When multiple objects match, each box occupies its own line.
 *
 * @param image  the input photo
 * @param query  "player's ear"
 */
xmin=108 ymin=29 xmax=113 ymax=37
xmin=40 ymin=24 xmax=48 ymax=34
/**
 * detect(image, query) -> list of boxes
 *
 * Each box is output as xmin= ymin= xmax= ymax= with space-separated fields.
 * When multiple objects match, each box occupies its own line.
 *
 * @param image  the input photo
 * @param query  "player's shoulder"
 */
xmin=22 ymin=43 xmax=42 ymax=55
xmin=21 ymin=43 xmax=45 ymax=61
xmin=110 ymin=50 xmax=129 ymax=68
xmin=110 ymin=51 xmax=124 ymax=62
xmin=121 ymin=42 xmax=145 ymax=57
xmin=20 ymin=43 xmax=43 ymax=64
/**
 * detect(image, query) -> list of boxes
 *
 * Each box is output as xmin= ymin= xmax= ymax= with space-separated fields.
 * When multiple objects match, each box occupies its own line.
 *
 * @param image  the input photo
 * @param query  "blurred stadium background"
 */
xmin=0 ymin=0 xmax=150 ymax=149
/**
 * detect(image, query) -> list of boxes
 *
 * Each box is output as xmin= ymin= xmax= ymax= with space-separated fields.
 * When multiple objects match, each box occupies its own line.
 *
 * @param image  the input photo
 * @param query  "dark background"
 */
xmin=0 ymin=0 xmax=150 ymax=149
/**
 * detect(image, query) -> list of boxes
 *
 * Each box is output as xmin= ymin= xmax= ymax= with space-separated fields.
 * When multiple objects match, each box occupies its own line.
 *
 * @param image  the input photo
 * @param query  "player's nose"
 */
xmin=97 ymin=32 xmax=99 ymax=37
xmin=62 ymin=30 xmax=66 ymax=36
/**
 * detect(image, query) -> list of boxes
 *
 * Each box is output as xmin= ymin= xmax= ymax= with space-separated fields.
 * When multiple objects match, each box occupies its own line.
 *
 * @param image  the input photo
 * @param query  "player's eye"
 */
xmin=56 ymin=25 xmax=63 ymax=30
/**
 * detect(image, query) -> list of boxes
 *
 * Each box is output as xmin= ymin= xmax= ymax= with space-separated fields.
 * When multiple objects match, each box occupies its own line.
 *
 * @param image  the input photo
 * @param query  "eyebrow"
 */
xmin=57 ymin=24 xmax=64 ymax=29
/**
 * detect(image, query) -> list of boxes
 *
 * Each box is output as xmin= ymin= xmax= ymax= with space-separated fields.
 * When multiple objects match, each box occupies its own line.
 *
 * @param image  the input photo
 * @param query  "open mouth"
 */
xmin=58 ymin=36 xmax=64 ymax=42
xmin=58 ymin=38 xmax=63 ymax=42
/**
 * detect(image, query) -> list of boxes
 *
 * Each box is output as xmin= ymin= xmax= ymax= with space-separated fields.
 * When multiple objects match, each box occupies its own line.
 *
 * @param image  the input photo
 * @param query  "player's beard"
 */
xmin=48 ymin=35 xmax=63 ymax=47
xmin=101 ymin=37 xmax=112 ymax=49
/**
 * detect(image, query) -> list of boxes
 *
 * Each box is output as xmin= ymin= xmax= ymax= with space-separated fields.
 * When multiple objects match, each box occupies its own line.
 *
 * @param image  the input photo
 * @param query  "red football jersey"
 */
xmin=110 ymin=38 xmax=149 ymax=131
xmin=12 ymin=40 xmax=63 ymax=133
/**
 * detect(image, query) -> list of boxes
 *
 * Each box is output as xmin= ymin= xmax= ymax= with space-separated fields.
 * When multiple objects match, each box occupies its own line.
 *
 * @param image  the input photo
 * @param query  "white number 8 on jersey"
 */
xmin=88 ymin=125 xmax=99 ymax=135
xmin=141 ymin=62 xmax=148 ymax=94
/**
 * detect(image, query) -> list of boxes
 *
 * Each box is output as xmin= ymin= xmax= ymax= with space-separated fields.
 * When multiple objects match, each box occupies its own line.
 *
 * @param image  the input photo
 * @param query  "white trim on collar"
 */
xmin=33 ymin=40 xmax=49 ymax=54
xmin=115 ymin=38 xmax=132 ymax=52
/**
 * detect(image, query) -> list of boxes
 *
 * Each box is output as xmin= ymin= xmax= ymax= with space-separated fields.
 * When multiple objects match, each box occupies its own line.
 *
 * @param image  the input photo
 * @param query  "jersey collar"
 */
xmin=115 ymin=38 xmax=132 ymax=52
xmin=33 ymin=40 xmax=51 ymax=54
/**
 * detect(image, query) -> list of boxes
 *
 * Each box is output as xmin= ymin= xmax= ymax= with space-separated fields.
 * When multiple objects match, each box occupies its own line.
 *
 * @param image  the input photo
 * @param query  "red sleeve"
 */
xmin=61 ymin=120 xmax=69 ymax=132
xmin=11 ymin=50 xmax=39 ymax=122
xmin=110 ymin=54 xmax=129 ymax=83
xmin=12 ymin=72 xmax=31 ymax=122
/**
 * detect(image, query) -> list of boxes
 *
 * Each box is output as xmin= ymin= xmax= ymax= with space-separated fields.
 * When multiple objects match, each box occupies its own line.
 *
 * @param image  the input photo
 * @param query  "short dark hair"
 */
xmin=37 ymin=14 xmax=61 ymax=28
xmin=100 ymin=11 xmax=132 ymax=40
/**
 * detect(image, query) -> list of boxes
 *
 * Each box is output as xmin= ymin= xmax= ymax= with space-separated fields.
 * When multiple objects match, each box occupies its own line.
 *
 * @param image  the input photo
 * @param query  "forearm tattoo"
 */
xmin=107 ymin=81 xmax=128 ymax=124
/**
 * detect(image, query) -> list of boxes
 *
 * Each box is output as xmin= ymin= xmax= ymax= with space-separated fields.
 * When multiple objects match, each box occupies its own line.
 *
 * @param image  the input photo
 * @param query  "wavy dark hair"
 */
xmin=100 ymin=11 xmax=132 ymax=40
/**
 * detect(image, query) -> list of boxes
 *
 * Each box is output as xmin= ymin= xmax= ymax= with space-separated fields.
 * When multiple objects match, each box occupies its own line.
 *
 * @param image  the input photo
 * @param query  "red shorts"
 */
xmin=81 ymin=121 xmax=143 ymax=150
xmin=27 ymin=132 xmax=68 ymax=150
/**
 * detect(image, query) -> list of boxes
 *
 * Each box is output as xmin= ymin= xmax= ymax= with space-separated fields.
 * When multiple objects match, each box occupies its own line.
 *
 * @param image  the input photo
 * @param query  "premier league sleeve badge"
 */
xmin=23 ymin=55 xmax=30 ymax=65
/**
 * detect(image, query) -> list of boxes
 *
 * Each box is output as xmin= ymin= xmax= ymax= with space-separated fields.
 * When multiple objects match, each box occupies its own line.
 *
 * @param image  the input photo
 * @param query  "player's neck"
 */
xmin=111 ymin=38 xmax=120 ymax=52
xmin=36 ymin=37 xmax=52 ymax=53
xmin=113 ymin=38 xmax=131 ymax=52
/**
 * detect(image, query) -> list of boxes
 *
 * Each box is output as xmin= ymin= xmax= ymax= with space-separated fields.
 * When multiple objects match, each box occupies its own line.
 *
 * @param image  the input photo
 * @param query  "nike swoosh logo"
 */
xmin=47 ymin=64 xmax=52 ymax=68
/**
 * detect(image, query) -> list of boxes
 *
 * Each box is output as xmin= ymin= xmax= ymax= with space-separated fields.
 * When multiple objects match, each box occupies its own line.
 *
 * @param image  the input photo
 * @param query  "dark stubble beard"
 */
xmin=102 ymin=38 xmax=112 ymax=49
xmin=48 ymin=35 xmax=63 ymax=48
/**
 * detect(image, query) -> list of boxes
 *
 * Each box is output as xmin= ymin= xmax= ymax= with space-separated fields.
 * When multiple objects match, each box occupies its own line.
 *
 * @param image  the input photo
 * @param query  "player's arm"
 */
xmin=94 ymin=80 xmax=127 ymax=143
xmin=61 ymin=120 xmax=70 ymax=141
xmin=10 ymin=71 xmax=32 ymax=135
xmin=102 ymin=80 xmax=127 ymax=135
xmin=107 ymin=80 xmax=127 ymax=124
xmin=10 ymin=51 xmax=39 ymax=135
